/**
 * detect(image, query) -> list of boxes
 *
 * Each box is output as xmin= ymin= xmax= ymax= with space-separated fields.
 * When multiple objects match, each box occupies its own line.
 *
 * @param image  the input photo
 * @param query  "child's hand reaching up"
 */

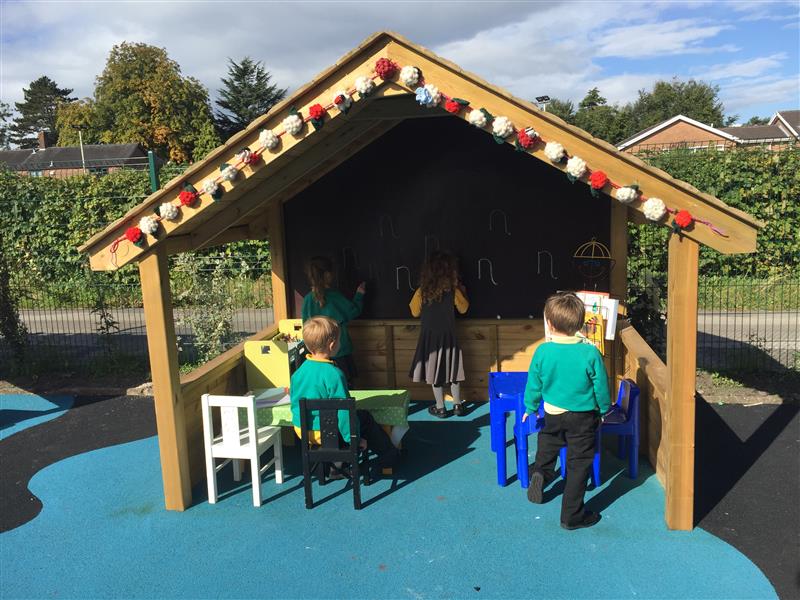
xmin=356 ymin=281 xmax=366 ymax=295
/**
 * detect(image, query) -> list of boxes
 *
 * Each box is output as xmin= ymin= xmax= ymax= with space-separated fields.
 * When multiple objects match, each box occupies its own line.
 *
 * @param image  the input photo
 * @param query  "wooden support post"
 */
xmin=139 ymin=246 xmax=192 ymax=510
xmin=665 ymin=234 xmax=699 ymax=530
xmin=268 ymin=200 xmax=289 ymax=322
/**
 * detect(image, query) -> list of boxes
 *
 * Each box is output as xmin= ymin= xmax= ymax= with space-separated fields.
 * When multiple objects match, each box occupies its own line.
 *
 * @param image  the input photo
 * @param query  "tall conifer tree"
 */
xmin=10 ymin=76 xmax=75 ymax=148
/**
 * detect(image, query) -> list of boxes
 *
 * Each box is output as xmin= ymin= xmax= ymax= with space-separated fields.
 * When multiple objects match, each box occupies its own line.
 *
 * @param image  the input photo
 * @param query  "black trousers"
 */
xmin=357 ymin=410 xmax=399 ymax=471
xmin=533 ymin=410 xmax=600 ymax=526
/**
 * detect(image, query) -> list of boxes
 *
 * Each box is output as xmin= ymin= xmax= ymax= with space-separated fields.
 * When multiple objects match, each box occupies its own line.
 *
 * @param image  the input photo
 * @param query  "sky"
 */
xmin=1 ymin=0 xmax=798 ymax=124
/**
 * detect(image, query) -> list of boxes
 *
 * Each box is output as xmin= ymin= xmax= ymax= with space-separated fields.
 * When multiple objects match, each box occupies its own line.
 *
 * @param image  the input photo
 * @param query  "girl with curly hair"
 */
xmin=408 ymin=251 xmax=469 ymax=418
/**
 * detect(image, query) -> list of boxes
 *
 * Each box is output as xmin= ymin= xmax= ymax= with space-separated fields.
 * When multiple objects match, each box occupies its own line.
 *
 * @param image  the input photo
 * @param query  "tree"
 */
xmin=0 ymin=102 xmax=12 ymax=149
xmin=215 ymin=57 xmax=287 ymax=140
xmin=55 ymin=99 xmax=102 ymax=146
xmin=573 ymin=88 xmax=628 ymax=143
xmin=543 ymin=98 xmax=576 ymax=123
xmin=9 ymin=76 xmax=75 ymax=148
xmin=623 ymin=78 xmax=726 ymax=141
xmin=92 ymin=42 xmax=220 ymax=161
xmin=745 ymin=115 xmax=769 ymax=125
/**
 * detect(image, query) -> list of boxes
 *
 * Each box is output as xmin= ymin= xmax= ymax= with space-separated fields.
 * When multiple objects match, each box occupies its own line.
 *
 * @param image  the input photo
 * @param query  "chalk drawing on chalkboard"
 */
xmin=396 ymin=266 xmax=414 ymax=291
xmin=379 ymin=214 xmax=400 ymax=239
xmin=489 ymin=209 xmax=511 ymax=236
xmin=537 ymin=251 xmax=558 ymax=280
xmin=342 ymin=246 xmax=359 ymax=270
xmin=478 ymin=258 xmax=499 ymax=286
xmin=424 ymin=235 xmax=440 ymax=257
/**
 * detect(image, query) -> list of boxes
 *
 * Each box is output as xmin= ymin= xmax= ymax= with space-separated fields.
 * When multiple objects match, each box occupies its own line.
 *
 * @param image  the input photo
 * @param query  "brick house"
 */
xmin=617 ymin=110 xmax=798 ymax=153
xmin=0 ymin=132 xmax=155 ymax=178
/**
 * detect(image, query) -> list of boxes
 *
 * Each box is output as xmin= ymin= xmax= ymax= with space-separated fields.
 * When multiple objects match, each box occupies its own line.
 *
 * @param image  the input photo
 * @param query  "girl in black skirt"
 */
xmin=408 ymin=251 xmax=469 ymax=418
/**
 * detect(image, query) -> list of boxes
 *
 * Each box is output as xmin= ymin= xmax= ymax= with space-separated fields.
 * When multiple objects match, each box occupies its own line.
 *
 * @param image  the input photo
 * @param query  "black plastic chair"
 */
xmin=299 ymin=397 xmax=370 ymax=510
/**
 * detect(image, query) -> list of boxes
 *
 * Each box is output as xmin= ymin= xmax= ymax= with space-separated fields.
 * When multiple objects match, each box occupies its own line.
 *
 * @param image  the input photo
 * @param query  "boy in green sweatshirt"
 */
xmin=522 ymin=292 xmax=611 ymax=530
xmin=291 ymin=316 xmax=398 ymax=480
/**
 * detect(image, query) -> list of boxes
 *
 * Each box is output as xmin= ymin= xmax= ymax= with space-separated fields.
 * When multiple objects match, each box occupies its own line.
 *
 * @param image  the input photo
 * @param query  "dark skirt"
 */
xmin=409 ymin=330 xmax=465 ymax=386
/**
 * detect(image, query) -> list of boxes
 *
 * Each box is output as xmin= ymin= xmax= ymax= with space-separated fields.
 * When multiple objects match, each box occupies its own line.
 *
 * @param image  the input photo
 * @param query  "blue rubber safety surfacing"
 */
xmin=0 ymin=402 xmax=775 ymax=599
xmin=0 ymin=394 xmax=74 ymax=440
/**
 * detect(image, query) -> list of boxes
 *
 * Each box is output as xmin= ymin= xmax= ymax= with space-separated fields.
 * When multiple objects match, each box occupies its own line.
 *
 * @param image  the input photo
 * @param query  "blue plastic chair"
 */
xmin=489 ymin=372 xmax=544 ymax=488
xmin=559 ymin=379 xmax=640 ymax=486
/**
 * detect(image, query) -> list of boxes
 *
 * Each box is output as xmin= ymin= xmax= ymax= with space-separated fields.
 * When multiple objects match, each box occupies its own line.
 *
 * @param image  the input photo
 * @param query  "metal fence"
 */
xmin=628 ymin=224 xmax=799 ymax=374
xmin=2 ymin=256 xmax=273 ymax=376
xmin=627 ymin=138 xmax=796 ymax=154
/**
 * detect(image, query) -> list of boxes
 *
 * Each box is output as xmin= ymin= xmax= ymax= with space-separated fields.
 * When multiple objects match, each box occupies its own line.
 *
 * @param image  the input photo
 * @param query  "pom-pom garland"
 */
xmin=158 ymin=202 xmax=179 ymax=221
xmin=492 ymin=116 xmax=514 ymax=143
xmin=399 ymin=65 xmax=420 ymax=87
xmin=566 ymin=156 xmax=587 ymax=181
xmin=259 ymin=129 xmax=279 ymax=151
xmin=643 ymin=197 xmax=667 ymax=221
xmin=355 ymin=76 xmax=376 ymax=97
xmin=282 ymin=113 xmax=304 ymax=136
xmin=109 ymin=65 xmax=730 ymax=257
xmin=332 ymin=91 xmax=352 ymax=113
xmin=615 ymin=186 xmax=639 ymax=204
xmin=374 ymin=58 xmax=399 ymax=80
xmin=139 ymin=215 xmax=159 ymax=236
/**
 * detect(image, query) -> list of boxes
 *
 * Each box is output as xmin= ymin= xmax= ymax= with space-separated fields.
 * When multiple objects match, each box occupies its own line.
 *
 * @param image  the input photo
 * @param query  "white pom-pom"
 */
xmin=492 ymin=116 xmax=514 ymax=139
xmin=615 ymin=186 xmax=639 ymax=204
xmin=468 ymin=109 xmax=487 ymax=128
xmin=282 ymin=113 xmax=303 ymax=136
xmin=399 ymin=65 xmax=419 ymax=87
xmin=221 ymin=166 xmax=238 ymax=182
xmin=259 ymin=129 xmax=279 ymax=150
xmin=354 ymin=76 xmax=375 ymax=96
xmin=139 ymin=215 xmax=158 ymax=236
xmin=203 ymin=179 xmax=219 ymax=195
xmin=236 ymin=148 xmax=252 ymax=163
xmin=544 ymin=141 xmax=566 ymax=162
xmin=332 ymin=90 xmax=352 ymax=112
xmin=422 ymin=83 xmax=440 ymax=108
xmin=159 ymin=202 xmax=179 ymax=221
xmin=643 ymin=197 xmax=667 ymax=221
xmin=566 ymin=156 xmax=587 ymax=179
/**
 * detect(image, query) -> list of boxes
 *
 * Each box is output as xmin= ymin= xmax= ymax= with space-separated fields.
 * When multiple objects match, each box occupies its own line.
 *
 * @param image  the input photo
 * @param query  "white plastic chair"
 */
xmin=201 ymin=393 xmax=284 ymax=507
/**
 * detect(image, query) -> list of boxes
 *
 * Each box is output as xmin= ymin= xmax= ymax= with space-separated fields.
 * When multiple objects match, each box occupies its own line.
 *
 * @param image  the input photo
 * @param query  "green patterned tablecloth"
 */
xmin=254 ymin=389 xmax=410 ymax=429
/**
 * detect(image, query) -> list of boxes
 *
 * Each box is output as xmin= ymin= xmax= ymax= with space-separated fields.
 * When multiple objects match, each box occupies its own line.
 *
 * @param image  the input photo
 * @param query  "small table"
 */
xmin=253 ymin=389 xmax=410 ymax=445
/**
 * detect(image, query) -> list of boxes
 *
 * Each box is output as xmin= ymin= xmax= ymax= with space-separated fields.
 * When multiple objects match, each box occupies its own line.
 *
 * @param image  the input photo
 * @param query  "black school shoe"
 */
xmin=561 ymin=511 xmax=602 ymax=530
xmin=527 ymin=471 xmax=545 ymax=504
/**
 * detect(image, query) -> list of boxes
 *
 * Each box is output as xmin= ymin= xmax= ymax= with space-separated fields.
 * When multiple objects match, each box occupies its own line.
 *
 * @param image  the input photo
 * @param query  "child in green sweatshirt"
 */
xmin=522 ymin=291 xmax=611 ymax=530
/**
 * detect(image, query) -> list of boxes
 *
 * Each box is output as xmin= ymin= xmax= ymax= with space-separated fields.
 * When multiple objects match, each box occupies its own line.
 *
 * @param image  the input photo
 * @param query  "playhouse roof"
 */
xmin=79 ymin=31 xmax=762 ymax=270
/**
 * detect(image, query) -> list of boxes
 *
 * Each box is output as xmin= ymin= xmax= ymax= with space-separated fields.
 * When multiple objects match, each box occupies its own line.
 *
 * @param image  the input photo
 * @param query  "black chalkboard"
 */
xmin=284 ymin=116 xmax=611 ymax=319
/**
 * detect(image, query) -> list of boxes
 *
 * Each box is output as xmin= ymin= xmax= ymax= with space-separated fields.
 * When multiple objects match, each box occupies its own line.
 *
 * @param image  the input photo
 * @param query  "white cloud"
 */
xmin=697 ymin=53 xmax=788 ymax=80
xmin=721 ymin=76 xmax=800 ymax=114
xmin=595 ymin=19 xmax=736 ymax=58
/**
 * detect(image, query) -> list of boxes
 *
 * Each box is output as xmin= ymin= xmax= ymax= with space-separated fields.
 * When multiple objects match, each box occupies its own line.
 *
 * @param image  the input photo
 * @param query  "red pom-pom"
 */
xmin=589 ymin=170 xmax=609 ymax=190
xmin=245 ymin=152 xmax=261 ymax=166
xmin=444 ymin=99 xmax=461 ymax=114
xmin=517 ymin=128 xmax=536 ymax=149
xmin=674 ymin=209 xmax=694 ymax=229
xmin=374 ymin=57 xmax=399 ymax=80
xmin=309 ymin=103 xmax=326 ymax=120
xmin=334 ymin=94 xmax=346 ymax=105
xmin=125 ymin=227 xmax=142 ymax=243
xmin=179 ymin=190 xmax=198 ymax=207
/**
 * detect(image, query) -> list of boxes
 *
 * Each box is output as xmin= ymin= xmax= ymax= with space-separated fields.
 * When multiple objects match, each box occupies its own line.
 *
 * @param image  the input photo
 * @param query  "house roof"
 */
xmin=0 ymin=149 xmax=33 ymax=169
xmin=771 ymin=110 xmax=800 ymax=138
xmin=18 ymin=143 xmax=149 ymax=171
xmin=79 ymin=31 xmax=762 ymax=269
xmin=719 ymin=124 xmax=789 ymax=141
xmin=616 ymin=115 xmax=740 ymax=150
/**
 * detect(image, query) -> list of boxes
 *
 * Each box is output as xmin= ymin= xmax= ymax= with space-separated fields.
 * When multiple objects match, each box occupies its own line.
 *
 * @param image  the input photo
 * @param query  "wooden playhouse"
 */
xmin=79 ymin=32 xmax=762 ymax=530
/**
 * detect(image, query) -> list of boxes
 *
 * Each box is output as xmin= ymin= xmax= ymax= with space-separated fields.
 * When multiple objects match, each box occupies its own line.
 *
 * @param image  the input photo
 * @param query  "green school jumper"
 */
xmin=301 ymin=289 xmax=364 ymax=358
xmin=523 ymin=337 xmax=611 ymax=416
xmin=290 ymin=356 xmax=353 ymax=440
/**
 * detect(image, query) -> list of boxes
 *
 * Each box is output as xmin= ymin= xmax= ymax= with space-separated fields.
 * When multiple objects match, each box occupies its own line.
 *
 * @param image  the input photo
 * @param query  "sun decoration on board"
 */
xmin=573 ymin=238 xmax=616 ymax=282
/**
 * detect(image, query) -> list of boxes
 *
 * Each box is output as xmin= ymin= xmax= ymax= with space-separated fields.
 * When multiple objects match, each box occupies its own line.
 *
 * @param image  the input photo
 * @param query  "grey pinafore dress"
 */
xmin=409 ymin=289 xmax=465 ymax=386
